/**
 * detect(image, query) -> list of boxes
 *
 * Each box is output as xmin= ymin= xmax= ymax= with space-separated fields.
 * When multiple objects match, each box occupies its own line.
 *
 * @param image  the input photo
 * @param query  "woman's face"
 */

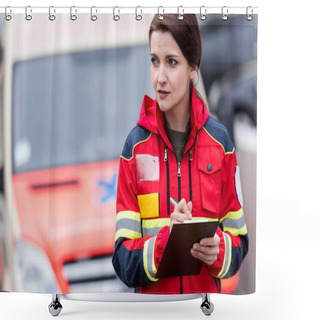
xmin=150 ymin=31 xmax=197 ymax=116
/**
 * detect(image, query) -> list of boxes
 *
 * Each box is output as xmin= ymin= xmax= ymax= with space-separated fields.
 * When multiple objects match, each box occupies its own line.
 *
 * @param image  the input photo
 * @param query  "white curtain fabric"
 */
xmin=0 ymin=12 xmax=257 ymax=295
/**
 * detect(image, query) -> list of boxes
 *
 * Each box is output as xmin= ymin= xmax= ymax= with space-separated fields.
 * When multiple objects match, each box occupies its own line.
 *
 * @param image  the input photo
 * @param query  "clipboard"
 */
xmin=155 ymin=220 xmax=220 ymax=279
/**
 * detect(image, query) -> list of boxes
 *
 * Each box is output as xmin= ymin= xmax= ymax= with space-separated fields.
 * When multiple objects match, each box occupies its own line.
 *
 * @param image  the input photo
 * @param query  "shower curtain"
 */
xmin=0 ymin=7 xmax=257 ymax=298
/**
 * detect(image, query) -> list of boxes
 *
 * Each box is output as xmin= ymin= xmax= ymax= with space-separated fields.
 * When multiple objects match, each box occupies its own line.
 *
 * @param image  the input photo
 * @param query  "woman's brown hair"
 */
xmin=149 ymin=14 xmax=202 ymax=71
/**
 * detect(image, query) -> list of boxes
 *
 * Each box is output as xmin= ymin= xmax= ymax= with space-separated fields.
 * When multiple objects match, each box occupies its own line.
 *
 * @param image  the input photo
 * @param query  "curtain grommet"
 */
xmin=135 ymin=6 xmax=142 ymax=21
xmin=246 ymin=6 xmax=253 ymax=21
xmin=221 ymin=6 xmax=228 ymax=21
xmin=200 ymin=6 xmax=207 ymax=21
xmin=70 ymin=6 xmax=77 ymax=21
xmin=25 ymin=6 xmax=32 ymax=21
xmin=157 ymin=6 xmax=164 ymax=20
xmin=90 ymin=6 xmax=98 ymax=21
xmin=177 ymin=6 xmax=184 ymax=20
xmin=5 ymin=6 xmax=12 ymax=21
xmin=49 ymin=6 xmax=56 ymax=21
xmin=113 ymin=6 xmax=120 ymax=21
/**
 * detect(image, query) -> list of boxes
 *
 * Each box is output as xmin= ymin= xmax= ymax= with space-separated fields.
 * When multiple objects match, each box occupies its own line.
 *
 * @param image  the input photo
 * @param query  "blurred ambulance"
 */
xmin=0 ymin=14 xmax=156 ymax=293
xmin=0 ymin=13 xmax=237 ymax=294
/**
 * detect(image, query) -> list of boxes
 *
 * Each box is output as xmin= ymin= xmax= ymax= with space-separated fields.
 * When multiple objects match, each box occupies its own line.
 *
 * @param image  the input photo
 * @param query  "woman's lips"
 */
xmin=158 ymin=89 xmax=170 ymax=99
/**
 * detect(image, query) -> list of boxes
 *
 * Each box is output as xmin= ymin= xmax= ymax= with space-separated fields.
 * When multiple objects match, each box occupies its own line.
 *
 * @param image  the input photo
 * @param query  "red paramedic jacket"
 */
xmin=112 ymin=86 xmax=248 ymax=294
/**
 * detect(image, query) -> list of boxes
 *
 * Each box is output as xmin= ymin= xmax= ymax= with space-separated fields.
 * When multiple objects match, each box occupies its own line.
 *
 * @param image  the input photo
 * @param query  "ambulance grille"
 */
xmin=63 ymin=254 xmax=128 ymax=293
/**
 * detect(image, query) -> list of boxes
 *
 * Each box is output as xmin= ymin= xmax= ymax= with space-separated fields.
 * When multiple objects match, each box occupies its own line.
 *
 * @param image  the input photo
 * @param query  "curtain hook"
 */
xmin=157 ymin=6 xmax=164 ymax=20
xmin=70 ymin=6 xmax=77 ymax=21
xmin=200 ymin=6 xmax=207 ymax=21
xmin=25 ymin=6 xmax=32 ymax=21
xmin=5 ymin=6 xmax=12 ymax=21
xmin=113 ymin=6 xmax=120 ymax=21
xmin=90 ymin=6 xmax=98 ymax=21
xmin=49 ymin=6 xmax=56 ymax=21
xmin=135 ymin=6 xmax=142 ymax=21
xmin=246 ymin=6 xmax=253 ymax=21
xmin=177 ymin=6 xmax=184 ymax=21
xmin=221 ymin=6 xmax=228 ymax=21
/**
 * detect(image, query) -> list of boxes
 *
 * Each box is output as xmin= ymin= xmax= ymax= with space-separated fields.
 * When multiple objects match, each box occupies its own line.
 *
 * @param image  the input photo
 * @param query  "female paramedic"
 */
xmin=112 ymin=14 xmax=248 ymax=294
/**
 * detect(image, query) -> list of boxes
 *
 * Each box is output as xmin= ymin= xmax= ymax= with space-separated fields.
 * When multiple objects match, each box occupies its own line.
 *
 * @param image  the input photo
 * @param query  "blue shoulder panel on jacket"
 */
xmin=203 ymin=117 xmax=234 ymax=153
xmin=121 ymin=125 xmax=151 ymax=160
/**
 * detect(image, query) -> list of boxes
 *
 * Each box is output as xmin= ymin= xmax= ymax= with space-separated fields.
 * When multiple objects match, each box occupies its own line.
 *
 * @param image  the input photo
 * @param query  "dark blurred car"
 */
xmin=199 ymin=14 xmax=257 ymax=143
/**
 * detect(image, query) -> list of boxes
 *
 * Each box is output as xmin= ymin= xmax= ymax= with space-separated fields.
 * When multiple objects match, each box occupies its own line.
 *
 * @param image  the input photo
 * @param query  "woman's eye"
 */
xmin=151 ymin=57 xmax=158 ymax=65
xmin=169 ymin=59 xmax=177 ymax=66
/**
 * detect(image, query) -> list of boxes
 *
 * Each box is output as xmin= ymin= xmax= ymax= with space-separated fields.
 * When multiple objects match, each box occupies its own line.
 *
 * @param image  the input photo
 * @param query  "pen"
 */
xmin=170 ymin=197 xmax=178 ymax=207
xmin=170 ymin=197 xmax=193 ymax=221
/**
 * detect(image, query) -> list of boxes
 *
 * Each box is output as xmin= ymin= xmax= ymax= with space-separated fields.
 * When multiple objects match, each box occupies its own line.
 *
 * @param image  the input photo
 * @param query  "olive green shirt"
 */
xmin=164 ymin=119 xmax=191 ymax=162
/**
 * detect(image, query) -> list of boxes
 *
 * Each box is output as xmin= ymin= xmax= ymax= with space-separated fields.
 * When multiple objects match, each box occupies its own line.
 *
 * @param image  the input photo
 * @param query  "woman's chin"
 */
xmin=157 ymin=103 xmax=170 ymax=113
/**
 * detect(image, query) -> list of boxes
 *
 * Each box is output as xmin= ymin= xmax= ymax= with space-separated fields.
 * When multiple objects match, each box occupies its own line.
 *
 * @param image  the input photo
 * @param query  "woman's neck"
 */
xmin=164 ymin=96 xmax=191 ymax=132
xmin=164 ymin=110 xmax=190 ymax=132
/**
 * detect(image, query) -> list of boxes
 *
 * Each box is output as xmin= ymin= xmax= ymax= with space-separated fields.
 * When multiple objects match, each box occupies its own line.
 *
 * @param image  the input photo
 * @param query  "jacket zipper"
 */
xmin=162 ymin=134 xmax=197 ymax=295
xmin=166 ymin=145 xmax=195 ymax=294
xmin=177 ymin=160 xmax=181 ymax=201
xmin=189 ymin=149 xmax=193 ymax=202
xmin=179 ymin=150 xmax=194 ymax=295
xmin=164 ymin=147 xmax=170 ymax=216
xmin=157 ymin=126 xmax=199 ymax=294
xmin=177 ymin=157 xmax=183 ymax=294
xmin=165 ymin=148 xmax=183 ymax=293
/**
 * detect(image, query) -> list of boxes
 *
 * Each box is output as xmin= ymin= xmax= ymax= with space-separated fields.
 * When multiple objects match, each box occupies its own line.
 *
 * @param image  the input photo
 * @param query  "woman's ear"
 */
xmin=190 ymin=65 xmax=198 ymax=80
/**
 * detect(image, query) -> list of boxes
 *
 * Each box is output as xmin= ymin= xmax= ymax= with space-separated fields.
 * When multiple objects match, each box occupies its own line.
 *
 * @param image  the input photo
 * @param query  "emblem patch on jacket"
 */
xmin=137 ymin=193 xmax=159 ymax=218
xmin=136 ymin=154 xmax=159 ymax=182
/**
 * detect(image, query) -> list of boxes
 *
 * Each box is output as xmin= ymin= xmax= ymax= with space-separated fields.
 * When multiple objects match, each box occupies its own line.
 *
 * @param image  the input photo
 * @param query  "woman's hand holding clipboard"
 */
xmin=170 ymin=197 xmax=220 ymax=266
xmin=155 ymin=198 xmax=220 ymax=279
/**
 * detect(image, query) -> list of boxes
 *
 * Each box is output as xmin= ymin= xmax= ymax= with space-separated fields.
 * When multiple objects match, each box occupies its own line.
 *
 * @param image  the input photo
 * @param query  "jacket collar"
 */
xmin=137 ymin=84 xmax=210 ymax=153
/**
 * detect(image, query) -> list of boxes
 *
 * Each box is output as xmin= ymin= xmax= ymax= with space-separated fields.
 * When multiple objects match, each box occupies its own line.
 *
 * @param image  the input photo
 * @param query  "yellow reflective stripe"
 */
xmin=191 ymin=217 xmax=219 ymax=222
xmin=222 ymin=208 xmax=247 ymax=236
xmin=142 ymin=218 xmax=170 ymax=237
xmin=115 ymin=229 xmax=142 ymax=242
xmin=116 ymin=210 xmax=141 ymax=222
xmin=143 ymin=237 xmax=158 ymax=282
xmin=141 ymin=217 xmax=218 ymax=232
xmin=141 ymin=217 xmax=218 ymax=229
xmin=150 ymin=238 xmax=157 ymax=278
xmin=218 ymin=232 xmax=232 ymax=278
xmin=223 ymin=208 xmax=244 ymax=220
xmin=223 ymin=224 xmax=248 ymax=236
xmin=142 ymin=218 xmax=170 ymax=229
xmin=141 ymin=217 xmax=220 ymax=237
xmin=115 ymin=210 xmax=142 ymax=241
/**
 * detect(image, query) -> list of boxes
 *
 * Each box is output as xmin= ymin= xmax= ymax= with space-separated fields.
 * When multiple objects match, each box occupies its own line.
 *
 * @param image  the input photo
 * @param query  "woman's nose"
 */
xmin=157 ymin=66 xmax=167 ymax=85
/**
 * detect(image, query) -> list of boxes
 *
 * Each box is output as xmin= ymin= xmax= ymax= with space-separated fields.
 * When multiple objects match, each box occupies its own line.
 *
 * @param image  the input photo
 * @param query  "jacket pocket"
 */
xmin=197 ymin=146 xmax=222 ymax=215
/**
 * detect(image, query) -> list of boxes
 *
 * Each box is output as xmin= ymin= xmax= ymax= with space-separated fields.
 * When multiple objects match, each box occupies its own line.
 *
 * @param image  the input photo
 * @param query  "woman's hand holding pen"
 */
xmin=169 ymin=198 xmax=192 ymax=233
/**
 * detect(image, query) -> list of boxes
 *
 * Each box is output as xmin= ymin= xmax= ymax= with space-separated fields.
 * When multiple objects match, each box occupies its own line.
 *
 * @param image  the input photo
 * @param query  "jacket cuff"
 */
xmin=206 ymin=227 xmax=226 ymax=277
xmin=154 ymin=226 xmax=170 ymax=268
